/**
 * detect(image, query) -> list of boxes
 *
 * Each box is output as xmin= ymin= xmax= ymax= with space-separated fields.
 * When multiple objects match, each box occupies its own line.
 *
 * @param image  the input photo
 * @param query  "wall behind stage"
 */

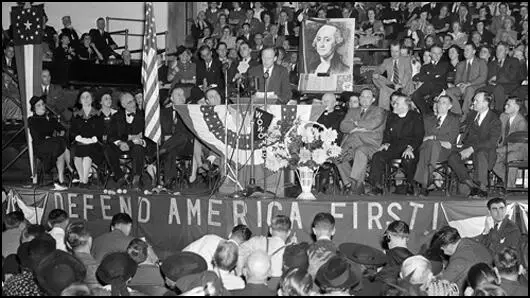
xmin=2 ymin=2 xmax=168 ymax=59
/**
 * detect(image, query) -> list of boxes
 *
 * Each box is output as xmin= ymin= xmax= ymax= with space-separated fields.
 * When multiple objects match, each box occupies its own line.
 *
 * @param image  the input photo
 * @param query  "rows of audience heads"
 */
xmin=2 ymin=196 xmax=528 ymax=296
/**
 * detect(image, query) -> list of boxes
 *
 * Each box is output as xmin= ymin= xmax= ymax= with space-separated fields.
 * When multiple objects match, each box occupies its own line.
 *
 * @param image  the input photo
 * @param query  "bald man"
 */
xmin=231 ymin=250 xmax=275 ymax=296
xmin=309 ymin=24 xmax=350 ymax=75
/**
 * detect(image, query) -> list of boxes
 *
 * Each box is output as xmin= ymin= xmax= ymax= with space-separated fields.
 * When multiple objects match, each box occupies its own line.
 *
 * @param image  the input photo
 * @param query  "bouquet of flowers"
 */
xmin=264 ymin=118 xmax=342 ymax=172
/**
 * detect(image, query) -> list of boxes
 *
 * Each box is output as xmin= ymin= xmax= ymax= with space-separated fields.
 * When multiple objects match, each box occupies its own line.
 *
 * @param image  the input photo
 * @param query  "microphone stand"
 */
xmin=262 ymin=71 xmax=269 ymax=192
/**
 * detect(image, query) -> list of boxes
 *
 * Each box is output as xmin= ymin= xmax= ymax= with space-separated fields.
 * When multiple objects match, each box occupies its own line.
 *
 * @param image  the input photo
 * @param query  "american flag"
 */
xmin=11 ymin=3 xmax=45 ymax=183
xmin=142 ymin=2 xmax=161 ymax=144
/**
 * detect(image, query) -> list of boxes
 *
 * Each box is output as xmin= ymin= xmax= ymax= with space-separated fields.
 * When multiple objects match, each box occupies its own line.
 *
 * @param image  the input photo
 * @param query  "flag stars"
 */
xmin=24 ymin=20 xmax=32 ymax=30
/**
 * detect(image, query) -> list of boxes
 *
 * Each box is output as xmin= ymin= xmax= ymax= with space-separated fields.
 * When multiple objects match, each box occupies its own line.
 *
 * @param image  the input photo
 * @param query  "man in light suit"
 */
xmin=413 ymin=96 xmax=460 ymax=197
xmin=337 ymin=88 xmax=387 ymax=195
xmin=247 ymin=47 xmax=291 ymax=104
xmin=437 ymin=226 xmax=493 ymax=294
xmin=447 ymin=91 xmax=502 ymax=198
xmin=446 ymin=43 xmax=488 ymax=117
xmin=40 ymin=69 xmax=72 ymax=122
xmin=372 ymin=41 xmax=413 ymax=110
xmin=492 ymin=96 xmax=528 ymax=188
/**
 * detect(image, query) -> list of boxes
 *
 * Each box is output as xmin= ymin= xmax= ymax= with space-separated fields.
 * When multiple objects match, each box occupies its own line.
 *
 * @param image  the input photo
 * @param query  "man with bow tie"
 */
xmin=159 ymin=87 xmax=194 ymax=189
xmin=105 ymin=92 xmax=152 ymax=190
xmin=413 ymin=95 xmax=460 ymax=197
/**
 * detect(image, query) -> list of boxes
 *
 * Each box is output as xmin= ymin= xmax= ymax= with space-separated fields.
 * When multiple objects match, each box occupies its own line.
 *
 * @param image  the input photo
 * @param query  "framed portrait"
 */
xmin=299 ymin=18 xmax=355 ymax=93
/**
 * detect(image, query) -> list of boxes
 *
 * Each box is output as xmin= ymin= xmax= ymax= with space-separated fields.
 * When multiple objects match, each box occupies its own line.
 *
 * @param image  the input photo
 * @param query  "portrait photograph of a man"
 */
xmin=301 ymin=18 xmax=355 ymax=92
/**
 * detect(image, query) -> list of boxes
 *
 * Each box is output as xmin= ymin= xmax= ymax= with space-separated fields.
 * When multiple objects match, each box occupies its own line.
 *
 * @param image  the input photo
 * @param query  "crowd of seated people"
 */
xmin=2 ymin=198 xmax=527 ymax=296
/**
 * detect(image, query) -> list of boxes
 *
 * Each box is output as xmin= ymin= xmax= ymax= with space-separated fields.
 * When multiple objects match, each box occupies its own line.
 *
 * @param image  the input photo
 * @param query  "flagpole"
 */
xmin=156 ymin=143 xmax=160 ymax=187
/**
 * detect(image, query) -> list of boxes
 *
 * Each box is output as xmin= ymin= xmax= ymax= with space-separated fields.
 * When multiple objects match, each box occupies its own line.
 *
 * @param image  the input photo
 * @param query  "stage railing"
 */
xmin=105 ymin=16 xmax=168 ymax=53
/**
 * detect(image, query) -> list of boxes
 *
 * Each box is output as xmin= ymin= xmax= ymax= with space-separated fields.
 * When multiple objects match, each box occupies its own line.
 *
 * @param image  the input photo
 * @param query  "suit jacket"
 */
xmin=462 ymin=110 xmax=502 ymax=168
xmin=489 ymin=57 xmax=522 ymax=90
xmin=455 ymin=58 xmax=488 ymax=88
xmin=108 ymin=109 xmax=145 ymax=144
xmin=263 ymin=34 xmax=285 ymax=48
xmin=247 ymin=64 xmax=291 ymax=104
xmin=340 ymin=105 xmax=387 ymax=151
xmin=196 ymin=58 xmax=225 ymax=91
xmin=42 ymin=84 xmax=66 ymax=115
xmin=475 ymin=217 xmax=522 ymax=257
xmin=89 ymin=29 xmax=116 ymax=51
xmin=499 ymin=112 xmax=528 ymax=145
xmin=60 ymin=27 xmax=79 ymax=45
xmin=278 ymin=21 xmax=296 ymax=37
xmin=383 ymin=110 xmax=425 ymax=152
xmin=160 ymin=107 xmax=194 ymax=139
xmin=423 ymin=112 xmax=460 ymax=144
xmin=308 ymin=53 xmax=351 ymax=75
xmin=441 ymin=238 xmax=493 ymax=293
xmin=375 ymin=56 xmax=413 ymax=93
xmin=413 ymin=60 xmax=450 ymax=90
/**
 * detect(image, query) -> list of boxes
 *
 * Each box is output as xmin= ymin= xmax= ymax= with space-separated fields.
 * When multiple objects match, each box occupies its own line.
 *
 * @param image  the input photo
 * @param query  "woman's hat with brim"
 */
xmin=96 ymin=252 xmax=138 ymax=285
xmin=160 ymin=251 xmax=207 ymax=282
xmin=35 ymin=250 xmax=87 ymax=296
xmin=339 ymin=243 xmax=387 ymax=267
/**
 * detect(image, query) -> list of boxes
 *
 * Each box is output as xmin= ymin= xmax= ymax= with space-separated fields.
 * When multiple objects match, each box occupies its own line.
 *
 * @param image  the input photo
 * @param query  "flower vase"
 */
xmin=297 ymin=166 xmax=317 ymax=200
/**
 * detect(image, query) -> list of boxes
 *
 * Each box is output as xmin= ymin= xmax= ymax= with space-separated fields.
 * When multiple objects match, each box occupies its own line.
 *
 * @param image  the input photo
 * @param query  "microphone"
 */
xmin=222 ymin=61 xmax=230 ymax=72
xmin=263 ymin=71 xmax=269 ymax=80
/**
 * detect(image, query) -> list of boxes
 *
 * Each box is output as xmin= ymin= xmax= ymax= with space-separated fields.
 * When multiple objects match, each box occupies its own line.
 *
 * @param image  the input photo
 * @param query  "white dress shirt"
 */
xmin=475 ymin=110 xmax=489 ymax=126
xmin=182 ymin=234 xmax=225 ymax=270
xmin=216 ymin=269 xmax=245 ymax=290
xmin=237 ymin=235 xmax=285 ymax=278
xmin=49 ymin=227 xmax=67 ymax=251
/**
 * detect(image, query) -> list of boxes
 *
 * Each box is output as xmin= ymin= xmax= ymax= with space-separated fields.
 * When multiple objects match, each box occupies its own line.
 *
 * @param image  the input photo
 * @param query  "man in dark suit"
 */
xmin=89 ymin=17 xmax=119 ymax=60
xmin=294 ymin=2 xmax=316 ymax=25
xmin=413 ymin=96 xmax=460 ymax=196
xmin=106 ymin=92 xmax=151 ymax=190
xmin=159 ymin=88 xmax=194 ymax=189
xmin=492 ymin=97 xmax=528 ymax=188
xmin=482 ymin=42 xmax=522 ymax=113
xmin=196 ymin=45 xmax=225 ymax=91
xmin=262 ymin=24 xmax=285 ymax=48
xmin=228 ymin=2 xmax=247 ymax=29
xmin=247 ymin=47 xmax=291 ymax=104
xmin=446 ymin=43 xmax=488 ymax=117
xmin=423 ymin=2 xmax=441 ymax=20
xmin=474 ymin=197 xmax=522 ymax=257
xmin=447 ymin=91 xmax=502 ymax=198
xmin=277 ymin=10 xmax=295 ymax=38
xmin=338 ymin=88 xmax=387 ymax=195
xmin=411 ymin=45 xmax=450 ymax=115
xmin=60 ymin=16 xmax=79 ymax=46
xmin=308 ymin=24 xmax=350 ymax=75
xmin=372 ymin=41 xmax=413 ymax=110
xmin=367 ymin=92 xmax=425 ymax=195
xmin=2 ymin=43 xmax=16 ymax=77
xmin=40 ymin=69 xmax=71 ymax=121
xmin=437 ymin=226 xmax=493 ymax=294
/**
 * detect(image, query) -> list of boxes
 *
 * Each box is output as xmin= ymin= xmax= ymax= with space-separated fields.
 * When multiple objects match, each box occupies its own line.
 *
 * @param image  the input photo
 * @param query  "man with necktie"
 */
xmin=159 ymin=87 xmax=195 ymax=190
xmin=40 ymin=69 xmax=69 ymax=120
xmin=446 ymin=42 xmax=488 ymax=118
xmin=247 ymin=47 xmax=291 ymax=104
xmin=447 ymin=91 xmax=502 ymax=198
xmin=372 ymin=41 xmax=413 ymax=110
xmin=337 ymin=88 xmax=387 ymax=195
xmin=413 ymin=95 xmax=460 ymax=197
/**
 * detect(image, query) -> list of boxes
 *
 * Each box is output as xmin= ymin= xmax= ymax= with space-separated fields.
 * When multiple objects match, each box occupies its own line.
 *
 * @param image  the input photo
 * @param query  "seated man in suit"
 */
xmin=159 ymin=87 xmax=195 ymax=190
xmin=446 ymin=43 xmax=488 ymax=117
xmin=512 ymin=45 xmax=528 ymax=105
xmin=481 ymin=42 xmax=522 ymax=113
xmin=372 ymin=41 xmax=413 ymax=110
xmin=231 ymin=41 xmax=260 ymax=95
xmin=447 ymin=91 xmax=502 ymax=198
xmin=196 ymin=45 xmax=225 ymax=91
xmin=413 ymin=95 xmax=460 ymax=197
xmin=411 ymin=44 xmax=450 ymax=115
xmin=89 ymin=17 xmax=119 ymax=61
xmin=41 ymin=69 xmax=71 ymax=121
xmin=337 ymin=88 xmax=387 ymax=195
xmin=492 ymin=96 xmax=528 ymax=188
xmin=474 ymin=197 xmax=522 ymax=257
xmin=105 ymin=92 xmax=153 ymax=190
xmin=367 ymin=92 xmax=424 ymax=195
xmin=247 ymin=47 xmax=292 ymax=104
xmin=263 ymin=24 xmax=285 ymax=48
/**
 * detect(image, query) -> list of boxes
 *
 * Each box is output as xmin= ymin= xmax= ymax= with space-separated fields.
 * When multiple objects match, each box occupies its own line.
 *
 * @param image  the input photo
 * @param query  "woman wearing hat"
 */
xmin=70 ymin=88 xmax=104 ymax=188
xmin=28 ymin=95 xmax=71 ymax=190
xmin=95 ymin=252 xmax=142 ymax=296
xmin=167 ymin=47 xmax=196 ymax=98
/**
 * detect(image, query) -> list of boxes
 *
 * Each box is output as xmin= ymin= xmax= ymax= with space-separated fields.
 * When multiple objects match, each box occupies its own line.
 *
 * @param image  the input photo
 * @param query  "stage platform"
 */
xmin=3 ymin=183 xmax=528 ymax=260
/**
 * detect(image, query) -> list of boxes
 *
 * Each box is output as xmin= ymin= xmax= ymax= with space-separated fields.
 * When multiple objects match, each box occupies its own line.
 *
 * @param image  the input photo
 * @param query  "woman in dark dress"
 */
xmin=77 ymin=33 xmax=103 ymax=63
xmin=446 ymin=45 xmax=463 ymax=88
xmin=70 ymin=88 xmax=104 ymax=188
xmin=28 ymin=95 xmax=70 ymax=189
xmin=98 ymin=88 xmax=117 ymax=142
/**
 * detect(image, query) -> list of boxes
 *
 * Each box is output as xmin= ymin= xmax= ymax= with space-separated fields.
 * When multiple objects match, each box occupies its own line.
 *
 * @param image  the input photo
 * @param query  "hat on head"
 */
xmin=96 ymin=252 xmax=137 ymax=283
xmin=35 ymin=250 xmax=87 ymax=296
xmin=3 ymin=254 xmax=21 ymax=275
xmin=18 ymin=235 xmax=56 ymax=271
xmin=176 ymin=45 xmax=187 ymax=57
xmin=315 ymin=255 xmax=362 ymax=291
xmin=283 ymin=242 xmax=310 ymax=275
xmin=30 ymin=95 xmax=46 ymax=109
xmin=160 ymin=252 xmax=207 ymax=282
xmin=175 ymin=270 xmax=226 ymax=295
xmin=339 ymin=243 xmax=387 ymax=267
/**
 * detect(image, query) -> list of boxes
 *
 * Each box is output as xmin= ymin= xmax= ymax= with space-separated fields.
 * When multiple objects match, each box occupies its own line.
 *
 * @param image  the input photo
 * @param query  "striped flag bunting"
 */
xmin=142 ymin=2 xmax=161 ymax=144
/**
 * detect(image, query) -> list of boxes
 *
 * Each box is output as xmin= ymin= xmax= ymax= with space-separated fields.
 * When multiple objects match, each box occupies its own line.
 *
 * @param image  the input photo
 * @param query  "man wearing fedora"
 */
xmin=315 ymin=255 xmax=363 ymax=296
xmin=339 ymin=242 xmax=388 ymax=296
xmin=160 ymin=251 xmax=210 ymax=295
